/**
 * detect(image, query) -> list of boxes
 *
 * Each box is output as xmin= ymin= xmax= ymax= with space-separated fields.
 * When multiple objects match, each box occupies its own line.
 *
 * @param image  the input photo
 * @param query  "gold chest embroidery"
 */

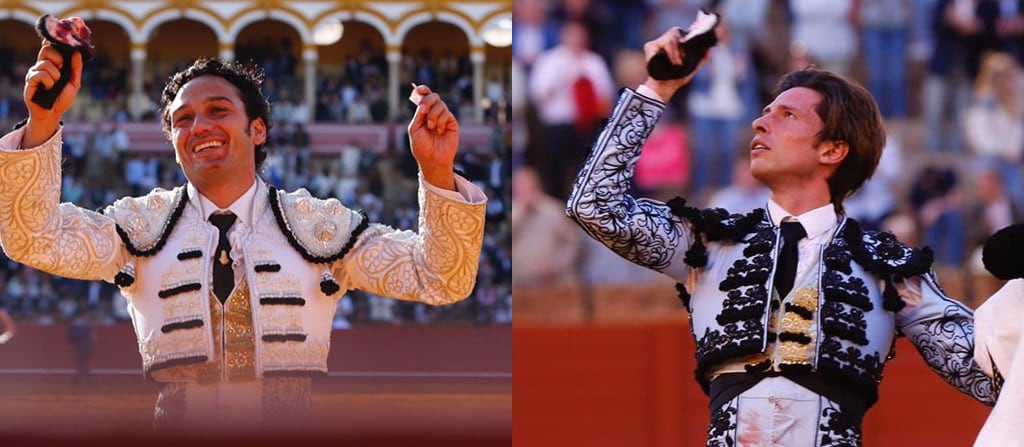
xmin=778 ymin=287 xmax=819 ymax=366
xmin=220 ymin=281 xmax=257 ymax=382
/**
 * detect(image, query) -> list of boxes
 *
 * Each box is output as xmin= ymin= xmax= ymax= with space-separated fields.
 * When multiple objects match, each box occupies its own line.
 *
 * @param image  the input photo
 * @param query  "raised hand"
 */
xmin=21 ymin=41 xmax=83 ymax=148
xmin=408 ymin=84 xmax=458 ymax=191
xmin=641 ymin=28 xmax=709 ymax=102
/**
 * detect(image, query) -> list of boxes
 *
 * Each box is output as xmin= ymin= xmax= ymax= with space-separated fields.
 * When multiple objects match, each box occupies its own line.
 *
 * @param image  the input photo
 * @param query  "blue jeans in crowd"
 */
xmin=863 ymin=27 xmax=908 ymax=118
xmin=691 ymin=116 xmax=740 ymax=193
xmin=926 ymin=209 xmax=965 ymax=266
xmin=923 ymin=74 xmax=970 ymax=152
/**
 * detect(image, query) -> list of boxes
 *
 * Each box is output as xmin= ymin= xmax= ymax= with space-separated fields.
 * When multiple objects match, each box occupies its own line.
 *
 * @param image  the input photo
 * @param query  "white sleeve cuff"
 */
xmin=419 ymin=173 xmax=487 ymax=204
xmin=0 ymin=126 xmax=62 ymax=152
xmin=635 ymin=85 xmax=665 ymax=103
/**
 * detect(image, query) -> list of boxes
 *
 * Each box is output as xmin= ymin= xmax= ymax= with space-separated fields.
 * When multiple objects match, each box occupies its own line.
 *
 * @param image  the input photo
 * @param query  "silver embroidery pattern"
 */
xmin=261 ymin=335 xmax=329 ymax=372
xmin=105 ymin=186 xmax=184 ymax=253
xmin=0 ymin=139 xmax=123 ymax=280
xmin=343 ymin=183 xmax=485 ymax=305
xmin=566 ymin=89 xmax=690 ymax=274
xmin=140 ymin=327 xmax=209 ymax=376
xmin=279 ymin=189 xmax=359 ymax=257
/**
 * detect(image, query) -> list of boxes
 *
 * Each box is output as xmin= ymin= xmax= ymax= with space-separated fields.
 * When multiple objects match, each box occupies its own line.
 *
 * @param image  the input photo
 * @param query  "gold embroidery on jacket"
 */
xmin=223 ymin=281 xmax=257 ymax=382
xmin=778 ymin=287 xmax=819 ymax=366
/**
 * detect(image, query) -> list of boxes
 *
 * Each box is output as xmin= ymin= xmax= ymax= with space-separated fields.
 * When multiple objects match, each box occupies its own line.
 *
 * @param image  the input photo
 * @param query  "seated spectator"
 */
xmin=510 ymin=167 xmax=580 ymax=288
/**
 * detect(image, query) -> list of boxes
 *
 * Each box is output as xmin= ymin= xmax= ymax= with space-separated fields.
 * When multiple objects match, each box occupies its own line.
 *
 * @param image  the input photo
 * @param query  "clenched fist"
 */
xmin=21 ymin=41 xmax=83 ymax=148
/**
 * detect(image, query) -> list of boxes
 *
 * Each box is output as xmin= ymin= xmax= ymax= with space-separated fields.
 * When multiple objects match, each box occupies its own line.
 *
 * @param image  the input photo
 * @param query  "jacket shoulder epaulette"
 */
xmin=842 ymin=218 xmax=933 ymax=280
xmin=103 ymin=186 xmax=188 ymax=257
xmin=268 ymin=187 xmax=369 ymax=264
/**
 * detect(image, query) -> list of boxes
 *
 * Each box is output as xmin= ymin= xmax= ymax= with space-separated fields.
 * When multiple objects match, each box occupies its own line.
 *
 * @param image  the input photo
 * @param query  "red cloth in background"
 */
xmin=572 ymin=76 xmax=602 ymax=134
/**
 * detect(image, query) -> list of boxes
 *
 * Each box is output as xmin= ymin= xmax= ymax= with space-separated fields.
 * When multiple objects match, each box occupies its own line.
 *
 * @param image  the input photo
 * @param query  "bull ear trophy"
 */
xmin=31 ymin=14 xmax=95 ymax=110
xmin=646 ymin=9 xmax=720 ymax=81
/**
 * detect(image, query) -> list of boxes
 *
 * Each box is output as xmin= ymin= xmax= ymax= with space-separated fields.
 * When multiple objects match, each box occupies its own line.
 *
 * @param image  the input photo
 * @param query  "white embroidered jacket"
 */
xmin=0 ymin=127 xmax=487 ymax=380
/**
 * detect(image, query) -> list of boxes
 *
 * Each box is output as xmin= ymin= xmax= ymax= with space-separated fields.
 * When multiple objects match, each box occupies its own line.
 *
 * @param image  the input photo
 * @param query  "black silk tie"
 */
xmin=209 ymin=213 xmax=237 ymax=304
xmin=775 ymin=221 xmax=807 ymax=299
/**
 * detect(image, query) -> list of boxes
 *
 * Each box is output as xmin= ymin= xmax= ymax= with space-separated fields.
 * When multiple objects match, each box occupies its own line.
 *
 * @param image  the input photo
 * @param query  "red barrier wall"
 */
xmin=0 ymin=324 xmax=511 ymax=373
xmin=514 ymin=322 xmax=991 ymax=447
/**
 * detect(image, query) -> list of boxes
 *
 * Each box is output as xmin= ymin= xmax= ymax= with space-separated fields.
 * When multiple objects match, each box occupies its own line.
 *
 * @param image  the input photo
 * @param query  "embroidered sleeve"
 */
xmin=0 ymin=127 xmax=126 ymax=281
xmin=334 ymin=174 xmax=486 ymax=305
xmin=565 ymin=88 xmax=693 ymax=280
xmin=897 ymin=273 xmax=997 ymax=405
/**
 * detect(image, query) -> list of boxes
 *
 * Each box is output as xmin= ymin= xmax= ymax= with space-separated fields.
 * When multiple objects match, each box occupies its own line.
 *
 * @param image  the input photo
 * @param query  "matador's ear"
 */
xmin=983 ymin=223 xmax=1024 ymax=280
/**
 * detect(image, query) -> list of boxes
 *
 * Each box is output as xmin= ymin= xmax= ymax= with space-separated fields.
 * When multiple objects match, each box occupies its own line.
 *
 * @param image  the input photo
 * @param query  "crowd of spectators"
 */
xmin=514 ymin=0 xmax=1024 ymax=311
xmin=0 ymin=36 xmax=511 ymax=327
xmin=0 ymin=32 xmax=509 ymax=127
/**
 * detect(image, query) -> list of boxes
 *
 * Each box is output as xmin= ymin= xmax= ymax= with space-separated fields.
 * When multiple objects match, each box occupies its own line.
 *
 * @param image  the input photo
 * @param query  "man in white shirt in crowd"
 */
xmin=528 ymin=20 xmax=613 ymax=198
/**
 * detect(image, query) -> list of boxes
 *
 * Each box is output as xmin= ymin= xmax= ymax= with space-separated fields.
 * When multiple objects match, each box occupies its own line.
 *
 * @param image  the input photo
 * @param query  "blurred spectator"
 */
xmin=709 ymin=156 xmax=769 ymax=214
xmin=964 ymin=51 xmax=1024 ymax=210
xmin=510 ymin=167 xmax=580 ymax=287
xmin=859 ymin=0 xmax=912 ymax=119
xmin=969 ymin=166 xmax=1017 ymax=249
xmin=68 ymin=314 xmax=95 ymax=387
xmin=924 ymin=0 xmax=974 ymax=152
xmin=911 ymin=165 xmax=966 ymax=266
xmin=719 ymin=0 xmax=771 ymax=45
xmin=687 ymin=22 xmax=749 ymax=193
xmin=529 ymin=21 xmax=614 ymax=198
xmin=845 ymin=127 xmax=906 ymax=231
xmin=647 ymin=0 xmax=703 ymax=45
xmin=790 ymin=0 xmax=858 ymax=76
xmin=550 ymin=0 xmax=609 ymax=60
xmin=996 ymin=0 xmax=1024 ymax=63
xmin=965 ymin=0 xmax=1003 ymax=80
xmin=511 ymin=60 xmax=527 ymax=168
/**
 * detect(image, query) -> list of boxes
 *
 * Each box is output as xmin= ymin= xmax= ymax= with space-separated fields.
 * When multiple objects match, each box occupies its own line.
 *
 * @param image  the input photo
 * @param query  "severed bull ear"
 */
xmin=647 ymin=9 xmax=720 ymax=81
xmin=983 ymin=223 xmax=1024 ymax=280
xmin=31 ymin=14 xmax=95 ymax=109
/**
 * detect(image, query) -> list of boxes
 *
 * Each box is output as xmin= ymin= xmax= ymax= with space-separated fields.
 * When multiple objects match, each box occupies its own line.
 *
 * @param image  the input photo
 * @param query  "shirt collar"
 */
xmin=189 ymin=178 xmax=261 ymax=228
xmin=766 ymin=198 xmax=839 ymax=241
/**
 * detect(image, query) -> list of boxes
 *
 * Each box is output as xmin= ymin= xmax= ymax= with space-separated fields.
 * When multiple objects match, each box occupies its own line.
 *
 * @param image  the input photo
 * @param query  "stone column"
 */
xmin=387 ymin=48 xmax=401 ymax=121
xmin=303 ymin=46 xmax=318 ymax=121
xmin=129 ymin=45 xmax=146 ymax=120
xmin=219 ymin=42 xmax=234 ymax=62
xmin=471 ymin=47 xmax=485 ymax=124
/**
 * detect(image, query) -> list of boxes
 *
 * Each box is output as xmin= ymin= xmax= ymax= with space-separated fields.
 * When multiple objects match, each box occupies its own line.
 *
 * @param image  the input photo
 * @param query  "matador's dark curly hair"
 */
xmin=160 ymin=58 xmax=273 ymax=170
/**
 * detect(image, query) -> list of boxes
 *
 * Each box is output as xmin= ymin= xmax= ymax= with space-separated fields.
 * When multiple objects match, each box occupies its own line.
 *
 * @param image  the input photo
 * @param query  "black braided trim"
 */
xmin=145 ymin=355 xmax=208 ymax=380
xmin=262 ymin=334 xmax=307 ymax=343
xmin=115 ymin=186 xmax=189 ymax=257
xmin=161 ymin=319 xmax=203 ymax=333
xmin=259 ymin=297 xmax=305 ymax=306
xmin=254 ymin=263 xmax=281 ymax=273
xmin=158 ymin=283 xmax=201 ymax=299
xmin=177 ymin=249 xmax=202 ymax=260
xmin=268 ymin=187 xmax=370 ymax=264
